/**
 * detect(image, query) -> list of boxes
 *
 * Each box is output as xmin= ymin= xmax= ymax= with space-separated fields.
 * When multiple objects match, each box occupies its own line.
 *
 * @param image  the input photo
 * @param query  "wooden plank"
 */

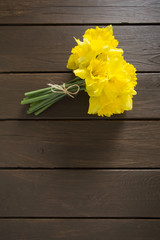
xmin=0 ymin=170 xmax=160 ymax=217
xmin=0 ymin=2 xmax=159 ymax=24
xmin=0 ymin=219 xmax=160 ymax=240
xmin=0 ymin=73 xmax=159 ymax=119
xmin=0 ymin=121 xmax=159 ymax=168
xmin=0 ymin=26 xmax=159 ymax=72
xmin=0 ymin=0 xmax=159 ymax=8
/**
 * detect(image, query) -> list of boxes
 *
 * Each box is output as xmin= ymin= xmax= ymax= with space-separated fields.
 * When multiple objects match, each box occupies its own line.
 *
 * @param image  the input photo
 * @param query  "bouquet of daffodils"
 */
xmin=21 ymin=25 xmax=137 ymax=117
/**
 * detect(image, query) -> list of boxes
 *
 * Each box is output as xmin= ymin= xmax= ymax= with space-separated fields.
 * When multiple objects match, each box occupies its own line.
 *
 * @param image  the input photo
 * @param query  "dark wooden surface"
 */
xmin=1 ymin=220 xmax=160 ymax=240
xmin=0 ymin=0 xmax=159 ymax=24
xmin=0 ymin=0 xmax=160 ymax=239
xmin=0 ymin=26 xmax=160 ymax=72
xmin=0 ymin=170 xmax=160 ymax=217
xmin=0 ymin=73 xmax=160 ymax=119
xmin=0 ymin=121 xmax=159 ymax=168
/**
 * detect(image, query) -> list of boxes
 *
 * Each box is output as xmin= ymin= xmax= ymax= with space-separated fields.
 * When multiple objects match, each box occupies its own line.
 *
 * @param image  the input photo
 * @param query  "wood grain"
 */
xmin=0 ymin=219 xmax=160 ymax=240
xmin=0 ymin=170 xmax=160 ymax=217
xmin=0 ymin=73 xmax=159 ymax=119
xmin=0 ymin=1 xmax=159 ymax=237
xmin=0 ymin=121 xmax=159 ymax=168
xmin=0 ymin=0 xmax=159 ymax=8
xmin=0 ymin=26 xmax=159 ymax=72
xmin=0 ymin=0 xmax=159 ymax=24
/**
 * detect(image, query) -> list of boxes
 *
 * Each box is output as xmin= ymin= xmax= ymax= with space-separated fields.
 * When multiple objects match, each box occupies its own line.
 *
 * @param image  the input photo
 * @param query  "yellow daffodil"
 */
xmin=67 ymin=25 xmax=119 ymax=70
xmin=22 ymin=25 xmax=137 ymax=117
xmin=68 ymin=25 xmax=137 ymax=117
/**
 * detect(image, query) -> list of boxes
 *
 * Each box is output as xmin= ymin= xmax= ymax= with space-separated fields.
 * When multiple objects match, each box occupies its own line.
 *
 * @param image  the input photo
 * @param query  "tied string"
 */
xmin=48 ymin=83 xmax=80 ymax=98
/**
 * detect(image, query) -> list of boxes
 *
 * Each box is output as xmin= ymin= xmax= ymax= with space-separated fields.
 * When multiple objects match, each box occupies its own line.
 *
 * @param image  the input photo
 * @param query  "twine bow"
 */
xmin=48 ymin=83 xmax=80 ymax=98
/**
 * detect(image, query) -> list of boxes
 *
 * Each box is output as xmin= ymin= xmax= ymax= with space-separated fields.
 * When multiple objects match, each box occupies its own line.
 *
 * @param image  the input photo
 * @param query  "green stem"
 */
xmin=34 ymin=95 xmax=65 ymax=115
xmin=24 ymin=77 xmax=81 ymax=98
xmin=27 ymin=93 xmax=65 ymax=114
xmin=21 ymin=77 xmax=85 ymax=115
xmin=21 ymin=93 xmax=54 ymax=104
xmin=24 ymin=87 xmax=51 ymax=97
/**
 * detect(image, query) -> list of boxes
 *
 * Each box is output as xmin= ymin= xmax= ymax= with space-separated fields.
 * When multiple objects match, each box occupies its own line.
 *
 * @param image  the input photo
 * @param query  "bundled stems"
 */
xmin=21 ymin=77 xmax=85 ymax=115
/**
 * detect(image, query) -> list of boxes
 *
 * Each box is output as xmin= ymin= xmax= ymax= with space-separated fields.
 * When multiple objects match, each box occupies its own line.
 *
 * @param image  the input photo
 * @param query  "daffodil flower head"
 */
xmin=67 ymin=25 xmax=119 ymax=70
xmin=67 ymin=25 xmax=137 ymax=117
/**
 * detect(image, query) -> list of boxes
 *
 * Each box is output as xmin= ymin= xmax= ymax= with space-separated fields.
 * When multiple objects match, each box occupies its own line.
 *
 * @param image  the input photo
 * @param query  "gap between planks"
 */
xmin=0 ymin=169 xmax=160 ymax=171
xmin=0 ymin=217 xmax=160 ymax=219
xmin=0 ymin=23 xmax=160 ymax=26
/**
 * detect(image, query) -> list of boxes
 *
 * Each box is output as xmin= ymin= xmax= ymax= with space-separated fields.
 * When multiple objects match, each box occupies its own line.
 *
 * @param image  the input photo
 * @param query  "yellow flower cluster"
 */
xmin=67 ymin=25 xmax=137 ymax=117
